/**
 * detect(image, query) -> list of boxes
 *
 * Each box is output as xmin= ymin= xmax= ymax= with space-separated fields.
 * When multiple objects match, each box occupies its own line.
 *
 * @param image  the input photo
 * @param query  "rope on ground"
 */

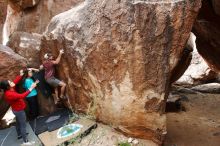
xmin=0 ymin=128 xmax=13 ymax=146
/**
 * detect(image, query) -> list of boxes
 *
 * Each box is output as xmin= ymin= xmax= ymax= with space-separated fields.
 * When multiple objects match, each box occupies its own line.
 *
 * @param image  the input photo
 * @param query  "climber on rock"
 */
xmin=42 ymin=49 xmax=67 ymax=105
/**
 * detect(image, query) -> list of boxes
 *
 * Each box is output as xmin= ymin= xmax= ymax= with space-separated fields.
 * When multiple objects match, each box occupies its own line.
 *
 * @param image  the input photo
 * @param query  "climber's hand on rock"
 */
xmin=20 ymin=70 xmax=24 ymax=76
xmin=60 ymin=49 xmax=64 ymax=54
xmin=27 ymin=68 xmax=33 ymax=72
xmin=39 ymin=65 xmax=44 ymax=70
xmin=28 ymin=68 xmax=39 ymax=72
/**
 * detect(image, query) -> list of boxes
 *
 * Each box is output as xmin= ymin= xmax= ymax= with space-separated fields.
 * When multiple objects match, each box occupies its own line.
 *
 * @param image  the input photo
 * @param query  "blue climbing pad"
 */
xmin=0 ymin=123 xmax=42 ymax=146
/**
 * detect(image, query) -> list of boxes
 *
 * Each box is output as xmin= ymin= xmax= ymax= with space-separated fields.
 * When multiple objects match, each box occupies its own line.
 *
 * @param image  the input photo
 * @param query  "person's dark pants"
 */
xmin=26 ymin=95 xmax=39 ymax=119
xmin=12 ymin=110 xmax=27 ymax=142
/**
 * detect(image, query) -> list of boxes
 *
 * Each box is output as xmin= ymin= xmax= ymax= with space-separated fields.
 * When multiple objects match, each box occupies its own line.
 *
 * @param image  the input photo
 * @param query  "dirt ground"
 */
xmin=164 ymin=93 xmax=220 ymax=146
xmin=72 ymin=124 xmax=157 ymax=146
xmin=73 ymin=92 xmax=220 ymax=146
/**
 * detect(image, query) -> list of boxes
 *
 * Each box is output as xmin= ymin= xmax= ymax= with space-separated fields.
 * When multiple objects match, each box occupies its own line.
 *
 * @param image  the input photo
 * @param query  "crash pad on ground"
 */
xmin=38 ymin=118 xmax=97 ymax=146
xmin=0 ymin=123 xmax=42 ymax=146
xmin=29 ymin=109 xmax=73 ymax=135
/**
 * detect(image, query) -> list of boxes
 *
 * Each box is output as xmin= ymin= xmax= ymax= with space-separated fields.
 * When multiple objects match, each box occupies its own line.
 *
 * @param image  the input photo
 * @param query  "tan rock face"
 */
xmin=172 ymin=32 xmax=217 ymax=85
xmin=41 ymin=0 xmax=201 ymax=144
xmin=173 ymin=0 xmax=220 ymax=84
xmin=0 ymin=0 xmax=7 ymax=43
xmin=3 ymin=0 xmax=83 ymax=45
xmin=170 ymin=32 xmax=194 ymax=83
xmin=0 ymin=44 xmax=27 ymax=119
xmin=0 ymin=44 xmax=27 ymax=80
xmin=7 ymin=31 xmax=41 ymax=68
xmin=8 ymin=0 xmax=40 ymax=10
xmin=193 ymin=0 xmax=220 ymax=72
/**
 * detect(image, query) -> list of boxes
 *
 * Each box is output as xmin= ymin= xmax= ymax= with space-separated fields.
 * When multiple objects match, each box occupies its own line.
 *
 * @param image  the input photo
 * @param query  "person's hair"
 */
xmin=24 ymin=67 xmax=37 ymax=80
xmin=23 ymin=69 xmax=29 ymax=79
xmin=0 ymin=80 xmax=10 ymax=91
xmin=22 ymin=69 xmax=35 ymax=83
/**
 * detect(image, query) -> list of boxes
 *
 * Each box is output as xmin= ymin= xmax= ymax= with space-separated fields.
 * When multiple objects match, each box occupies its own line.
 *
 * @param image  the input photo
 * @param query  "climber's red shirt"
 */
xmin=4 ymin=75 xmax=30 ymax=111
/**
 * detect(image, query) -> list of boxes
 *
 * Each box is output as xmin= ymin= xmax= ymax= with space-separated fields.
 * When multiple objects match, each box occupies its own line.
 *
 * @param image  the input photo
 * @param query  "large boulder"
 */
xmin=174 ymin=32 xmax=218 ymax=85
xmin=0 ymin=44 xmax=27 ymax=119
xmin=176 ymin=48 xmax=217 ymax=85
xmin=7 ymin=31 xmax=41 ymax=68
xmin=0 ymin=0 xmax=7 ymax=43
xmin=41 ymin=0 xmax=201 ymax=144
xmin=3 ymin=0 xmax=83 ymax=45
xmin=193 ymin=0 xmax=220 ymax=72
xmin=173 ymin=0 xmax=220 ymax=85
xmin=0 ymin=44 xmax=27 ymax=80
